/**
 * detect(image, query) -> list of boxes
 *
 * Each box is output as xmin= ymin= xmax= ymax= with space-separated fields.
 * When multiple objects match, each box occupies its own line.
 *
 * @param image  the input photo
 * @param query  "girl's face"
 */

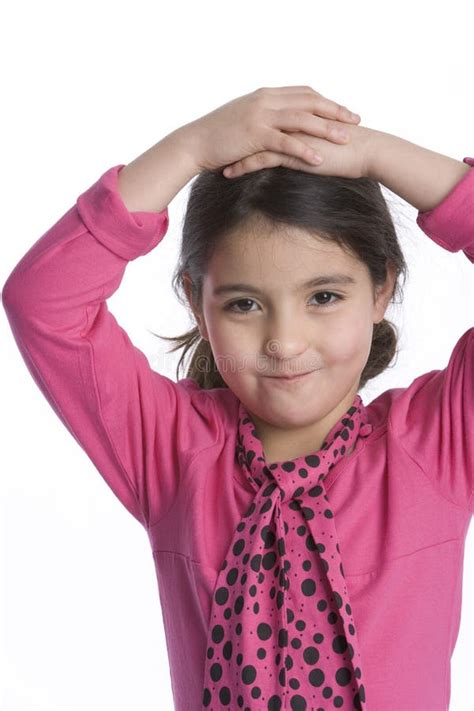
xmin=187 ymin=222 xmax=396 ymax=463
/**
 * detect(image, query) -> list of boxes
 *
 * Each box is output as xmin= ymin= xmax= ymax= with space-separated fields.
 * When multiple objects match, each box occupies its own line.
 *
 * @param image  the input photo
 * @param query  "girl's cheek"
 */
xmin=325 ymin=322 xmax=368 ymax=365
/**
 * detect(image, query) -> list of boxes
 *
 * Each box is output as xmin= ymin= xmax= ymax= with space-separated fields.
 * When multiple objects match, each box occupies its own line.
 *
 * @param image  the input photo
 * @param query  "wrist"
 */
xmin=170 ymin=122 xmax=206 ymax=177
xmin=118 ymin=129 xmax=202 ymax=213
xmin=362 ymin=127 xmax=390 ymax=181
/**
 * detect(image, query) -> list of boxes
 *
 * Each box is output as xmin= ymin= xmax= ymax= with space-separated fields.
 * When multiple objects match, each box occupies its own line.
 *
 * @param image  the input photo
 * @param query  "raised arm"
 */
xmin=372 ymin=144 xmax=474 ymax=514
xmin=1 ymin=131 xmax=219 ymax=530
xmin=367 ymin=129 xmax=472 ymax=213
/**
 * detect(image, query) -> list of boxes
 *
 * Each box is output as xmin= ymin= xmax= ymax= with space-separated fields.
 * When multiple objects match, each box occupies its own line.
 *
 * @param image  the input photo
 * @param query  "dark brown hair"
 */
xmin=151 ymin=165 xmax=408 ymax=391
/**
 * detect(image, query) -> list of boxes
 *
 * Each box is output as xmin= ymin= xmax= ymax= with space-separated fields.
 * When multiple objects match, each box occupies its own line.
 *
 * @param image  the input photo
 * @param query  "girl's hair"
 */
xmin=152 ymin=166 xmax=408 ymax=392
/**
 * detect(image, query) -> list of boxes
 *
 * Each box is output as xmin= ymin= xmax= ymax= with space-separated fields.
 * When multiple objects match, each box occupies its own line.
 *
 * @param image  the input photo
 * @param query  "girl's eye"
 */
xmin=310 ymin=291 xmax=343 ymax=308
xmin=224 ymin=292 xmax=343 ymax=314
xmin=224 ymin=298 xmax=257 ymax=313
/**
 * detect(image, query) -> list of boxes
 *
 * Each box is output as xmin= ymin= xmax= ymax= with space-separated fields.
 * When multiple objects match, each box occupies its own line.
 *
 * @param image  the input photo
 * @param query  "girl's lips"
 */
xmin=265 ymin=369 xmax=320 ymax=383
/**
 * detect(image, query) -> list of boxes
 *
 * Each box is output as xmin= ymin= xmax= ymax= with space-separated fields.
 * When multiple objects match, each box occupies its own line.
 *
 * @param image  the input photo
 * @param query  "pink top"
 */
xmin=2 ymin=158 xmax=473 ymax=711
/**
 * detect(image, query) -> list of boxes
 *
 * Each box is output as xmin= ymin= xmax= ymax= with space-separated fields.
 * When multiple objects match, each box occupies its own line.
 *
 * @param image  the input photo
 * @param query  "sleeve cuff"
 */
xmin=415 ymin=156 xmax=474 ymax=254
xmin=76 ymin=164 xmax=169 ymax=261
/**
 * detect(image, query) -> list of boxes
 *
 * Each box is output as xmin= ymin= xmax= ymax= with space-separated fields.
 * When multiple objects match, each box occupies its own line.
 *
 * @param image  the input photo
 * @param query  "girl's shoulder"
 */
xmin=367 ymin=326 xmax=473 ymax=514
xmin=176 ymin=376 xmax=241 ymax=432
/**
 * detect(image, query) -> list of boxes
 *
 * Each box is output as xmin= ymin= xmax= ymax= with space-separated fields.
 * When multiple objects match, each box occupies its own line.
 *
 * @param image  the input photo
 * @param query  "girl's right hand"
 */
xmin=183 ymin=85 xmax=361 ymax=173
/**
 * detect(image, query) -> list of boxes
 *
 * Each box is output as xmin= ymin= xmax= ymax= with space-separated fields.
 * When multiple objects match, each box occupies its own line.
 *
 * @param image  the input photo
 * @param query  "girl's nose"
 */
xmin=264 ymin=326 xmax=309 ymax=360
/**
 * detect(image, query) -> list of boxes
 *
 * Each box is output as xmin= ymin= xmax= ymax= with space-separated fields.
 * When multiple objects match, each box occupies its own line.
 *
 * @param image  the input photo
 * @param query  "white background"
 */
xmin=1 ymin=0 xmax=473 ymax=709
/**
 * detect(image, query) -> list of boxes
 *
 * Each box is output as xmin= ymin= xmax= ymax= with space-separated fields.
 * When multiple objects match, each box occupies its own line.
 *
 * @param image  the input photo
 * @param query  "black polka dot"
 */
xmin=223 ymin=640 xmax=233 ymax=660
xmin=210 ymin=662 xmax=222 ymax=681
xmin=211 ymin=624 xmax=224 ymax=643
xmin=290 ymin=694 xmax=307 ymax=710
xmin=232 ymin=539 xmax=245 ymax=556
xmin=242 ymin=665 xmax=257 ymax=684
xmin=202 ymin=687 xmax=211 ymax=706
xmin=308 ymin=484 xmax=323 ymax=497
xmin=215 ymin=587 xmax=229 ymax=605
xmin=226 ymin=567 xmax=239 ymax=585
xmin=303 ymin=646 xmax=319 ymax=664
xmin=219 ymin=686 xmax=231 ymax=704
xmin=234 ymin=595 xmax=244 ymax=614
xmin=308 ymin=667 xmax=325 ymax=686
xmin=250 ymin=554 xmax=262 ymax=572
xmin=257 ymin=622 xmax=272 ymax=640
xmin=262 ymin=551 xmax=277 ymax=569
xmin=301 ymin=579 xmax=316 ymax=596
xmin=332 ymin=635 xmax=348 ymax=654
xmin=335 ymin=666 xmax=352 ymax=686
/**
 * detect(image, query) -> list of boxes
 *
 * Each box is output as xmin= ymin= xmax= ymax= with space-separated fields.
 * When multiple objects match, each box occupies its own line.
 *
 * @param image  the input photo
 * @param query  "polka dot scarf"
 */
xmin=202 ymin=394 xmax=373 ymax=710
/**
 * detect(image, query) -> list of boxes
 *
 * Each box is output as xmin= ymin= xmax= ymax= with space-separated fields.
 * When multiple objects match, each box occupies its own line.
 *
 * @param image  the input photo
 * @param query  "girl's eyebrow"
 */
xmin=213 ymin=274 xmax=357 ymax=296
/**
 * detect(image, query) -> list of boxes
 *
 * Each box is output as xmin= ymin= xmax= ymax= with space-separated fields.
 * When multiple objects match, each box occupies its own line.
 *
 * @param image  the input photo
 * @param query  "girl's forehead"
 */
xmin=207 ymin=227 xmax=363 ymax=281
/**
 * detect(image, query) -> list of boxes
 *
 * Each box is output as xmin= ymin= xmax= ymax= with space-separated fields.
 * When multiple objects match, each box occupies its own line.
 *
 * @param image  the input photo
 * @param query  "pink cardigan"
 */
xmin=2 ymin=158 xmax=473 ymax=711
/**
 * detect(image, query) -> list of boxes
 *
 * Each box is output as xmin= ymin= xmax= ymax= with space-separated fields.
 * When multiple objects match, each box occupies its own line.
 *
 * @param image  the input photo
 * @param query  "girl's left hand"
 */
xmin=223 ymin=120 xmax=375 ymax=181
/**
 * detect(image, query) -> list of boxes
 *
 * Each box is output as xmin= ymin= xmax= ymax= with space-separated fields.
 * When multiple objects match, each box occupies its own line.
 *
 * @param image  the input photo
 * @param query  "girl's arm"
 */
xmin=367 ymin=129 xmax=471 ymax=212
xmin=371 ymin=140 xmax=474 ymax=514
xmin=116 ymin=124 xmax=202 ymax=212
xmin=1 ymin=140 xmax=218 ymax=531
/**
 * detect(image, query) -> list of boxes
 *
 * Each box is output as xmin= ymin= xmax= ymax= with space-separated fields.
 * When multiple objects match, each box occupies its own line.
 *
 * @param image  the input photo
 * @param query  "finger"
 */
xmin=261 ymin=128 xmax=324 ymax=166
xmin=270 ymin=89 xmax=361 ymax=124
xmin=223 ymin=151 xmax=285 ymax=178
xmin=272 ymin=109 xmax=351 ymax=144
xmin=223 ymin=145 xmax=322 ymax=178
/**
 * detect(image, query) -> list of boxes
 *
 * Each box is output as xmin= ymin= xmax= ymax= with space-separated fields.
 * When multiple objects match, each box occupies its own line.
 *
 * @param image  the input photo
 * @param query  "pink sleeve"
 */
xmin=1 ymin=164 xmax=220 ymax=529
xmin=389 ymin=156 xmax=474 ymax=514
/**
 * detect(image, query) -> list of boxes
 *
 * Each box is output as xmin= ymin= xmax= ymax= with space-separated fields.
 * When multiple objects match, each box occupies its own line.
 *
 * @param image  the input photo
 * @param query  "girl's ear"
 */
xmin=373 ymin=262 xmax=397 ymax=323
xmin=182 ymin=273 xmax=209 ymax=341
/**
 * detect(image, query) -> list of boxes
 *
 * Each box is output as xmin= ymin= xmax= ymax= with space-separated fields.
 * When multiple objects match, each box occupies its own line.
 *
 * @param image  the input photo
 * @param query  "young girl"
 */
xmin=2 ymin=86 xmax=472 ymax=711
